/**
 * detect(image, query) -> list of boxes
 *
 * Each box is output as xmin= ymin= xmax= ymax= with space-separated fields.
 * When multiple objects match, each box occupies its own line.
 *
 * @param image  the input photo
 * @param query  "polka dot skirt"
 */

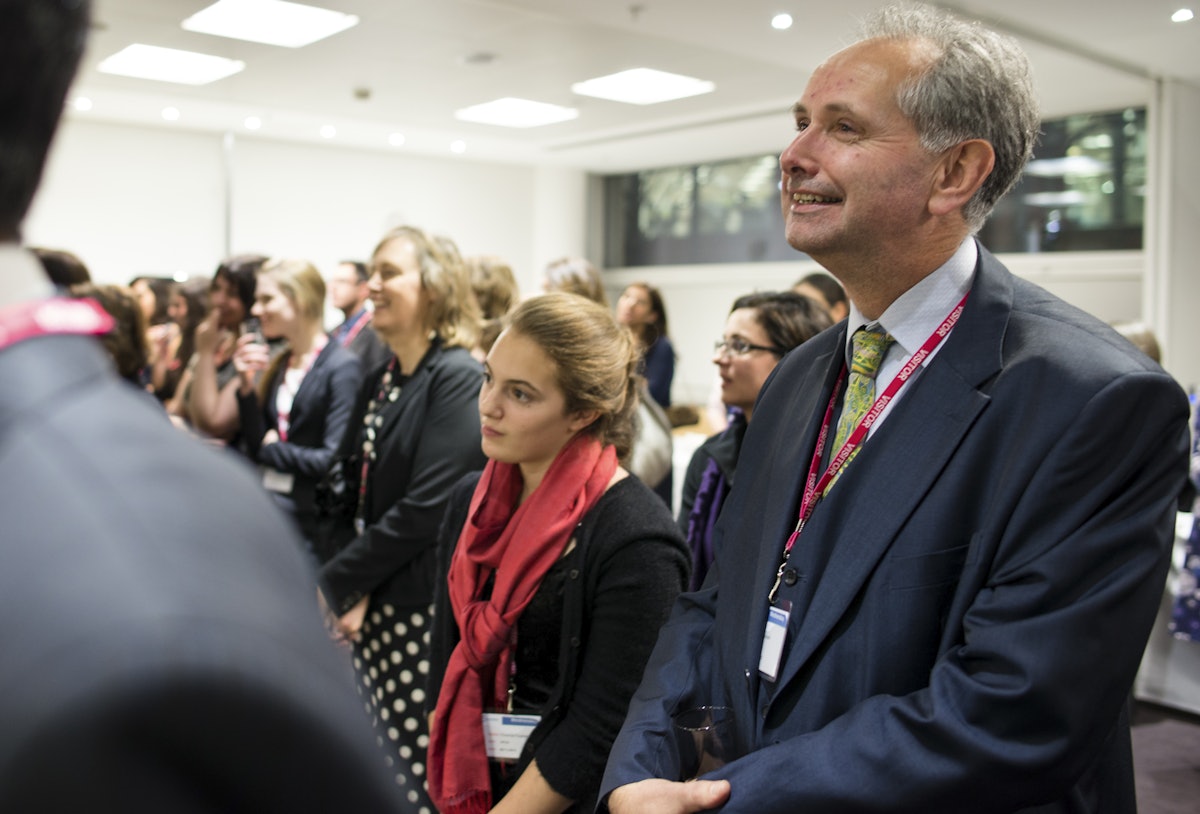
xmin=353 ymin=601 xmax=435 ymax=814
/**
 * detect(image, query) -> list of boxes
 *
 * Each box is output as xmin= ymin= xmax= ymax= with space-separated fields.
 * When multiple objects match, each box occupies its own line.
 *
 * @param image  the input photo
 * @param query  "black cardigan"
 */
xmin=428 ymin=472 xmax=689 ymax=812
xmin=319 ymin=341 xmax=486 ymax=614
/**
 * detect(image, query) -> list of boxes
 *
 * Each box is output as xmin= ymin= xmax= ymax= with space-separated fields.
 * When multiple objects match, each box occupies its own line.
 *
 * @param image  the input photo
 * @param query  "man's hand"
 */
xmin=608 ymin=778 xmax=730 ymax=813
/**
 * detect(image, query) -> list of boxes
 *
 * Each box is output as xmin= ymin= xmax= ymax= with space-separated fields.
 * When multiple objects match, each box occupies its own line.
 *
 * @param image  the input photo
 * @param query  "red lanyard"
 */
xmin=276 ymin=335 xmax=327 ymax=442
xmin=0 ymin=298 xmax=113 ymax=351
xmin=768 ymin=292 xmax=969 ymax=603
xmin=338 ymin=309 xmax=371 ymax=347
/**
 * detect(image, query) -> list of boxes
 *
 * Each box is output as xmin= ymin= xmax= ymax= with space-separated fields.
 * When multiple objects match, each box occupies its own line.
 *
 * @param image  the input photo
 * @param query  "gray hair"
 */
xmin=862 ymin=3 xmax=1040 ymax=232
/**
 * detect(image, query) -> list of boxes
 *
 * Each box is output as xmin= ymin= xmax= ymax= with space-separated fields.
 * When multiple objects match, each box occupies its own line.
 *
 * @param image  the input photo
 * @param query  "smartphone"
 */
xmin=241 ymin=317 xmax=265 ymax=344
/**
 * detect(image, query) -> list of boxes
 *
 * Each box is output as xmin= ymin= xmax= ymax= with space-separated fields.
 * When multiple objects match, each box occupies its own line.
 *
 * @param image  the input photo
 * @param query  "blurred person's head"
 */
xmin=1113 ymin=321 xmax=1162 ymax=365
xmin=329 ymin=260 xmax=370 ymax=317
xmin=792 ymin=272 xmax=848 ymax=322
xmin=167 ymin=278 xmax=209 ymax=334
xmin=615 ymin=282 xmax=669 ymax=348
xmin=714 ymin=291 xmax=831 ymax=421
xmin=0 ymin=1 xmax=90 ymax=242
xmin=129 ymin=276 xmax=173 ymax=326
xmin=210 ymin=254 xmax=267 ymax=331
xmin=542 ymin=257 xmax=608 ymax=307
xmin=253 ymin=258 xmax=326 ymax=341
xmin=69 ymin=283 xmax=149 ymax=384
xmin=32 ymin=247 xmax=90 ymax=287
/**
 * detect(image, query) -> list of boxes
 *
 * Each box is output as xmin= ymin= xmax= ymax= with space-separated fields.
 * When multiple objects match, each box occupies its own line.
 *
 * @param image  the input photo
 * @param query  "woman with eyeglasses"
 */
xmin=679 ymin=291 xmax=832 ymax=589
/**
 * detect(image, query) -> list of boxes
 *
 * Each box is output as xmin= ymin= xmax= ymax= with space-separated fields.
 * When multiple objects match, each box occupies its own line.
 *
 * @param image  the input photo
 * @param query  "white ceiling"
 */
xmin=73 ymin=0 xmax=1199 ymax=172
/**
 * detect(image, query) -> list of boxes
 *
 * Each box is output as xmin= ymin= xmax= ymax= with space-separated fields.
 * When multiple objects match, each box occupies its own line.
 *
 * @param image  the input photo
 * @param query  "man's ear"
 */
xmin=929 ymin=139 xmax=995 ymax=217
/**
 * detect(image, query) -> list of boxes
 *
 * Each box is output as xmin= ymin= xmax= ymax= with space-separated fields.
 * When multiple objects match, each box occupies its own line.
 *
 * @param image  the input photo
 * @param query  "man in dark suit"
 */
xmin=602 ymin=4 xmax=1190 ymax=813
xmin=0 ymin=3 xmax=405 ymax=810
xmin=329 ymin=259 xmax=391 ymax=376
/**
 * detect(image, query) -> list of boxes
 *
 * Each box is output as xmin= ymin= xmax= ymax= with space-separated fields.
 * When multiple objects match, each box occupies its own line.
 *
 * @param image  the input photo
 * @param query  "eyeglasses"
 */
xmin=714 ymin=337 xmax=783 ymax=357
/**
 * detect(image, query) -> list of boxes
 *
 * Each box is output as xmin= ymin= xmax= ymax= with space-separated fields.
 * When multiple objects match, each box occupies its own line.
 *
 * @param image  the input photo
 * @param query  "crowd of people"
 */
xmin=5 ymin=2 xmax=1194 ymax=814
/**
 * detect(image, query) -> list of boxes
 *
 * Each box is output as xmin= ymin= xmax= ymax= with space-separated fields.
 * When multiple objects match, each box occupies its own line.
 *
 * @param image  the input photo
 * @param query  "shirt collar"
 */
xmin=843 ymin=237 xmax=977 ymax=363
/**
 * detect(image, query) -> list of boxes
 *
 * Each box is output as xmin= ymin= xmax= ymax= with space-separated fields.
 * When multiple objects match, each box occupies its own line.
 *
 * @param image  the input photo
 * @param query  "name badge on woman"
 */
xmin=481 ymin=713 xmax=541 ymax=761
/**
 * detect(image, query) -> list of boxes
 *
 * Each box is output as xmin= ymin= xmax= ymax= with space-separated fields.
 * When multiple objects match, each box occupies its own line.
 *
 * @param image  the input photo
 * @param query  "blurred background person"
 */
xmin=0 ymin=3 xmax=404 ymax=811
xmin=465 ymin=253 xmax=519 ymax=361
xmin=328 ymin=259 xmax=390 ymax=376
xmin=317 ymin=225 xmax=487 ymax=806
xmin=541 ymin=256 xmax=608 ymax=305
xmin=182 ymin=254 xmax=267 ymax=443
xmin=234 ymin=259 xmax=361 ymax=560
xmin=153 ymin=277 xmax=208 ymax=406
xmin=792 ymin=270 xmax=849 ymax=323
xmin=129 ymin=275 xmax=173 ymax=330
xmin=33 ymin=246 xmax=90 ymax=287
xmin=427 ymin=292 xmax=688 ymax=814
xmin=68 ymin=282 xmax=152 ymax=388
xmin=680 ymin=291 xmax=831 ymax=589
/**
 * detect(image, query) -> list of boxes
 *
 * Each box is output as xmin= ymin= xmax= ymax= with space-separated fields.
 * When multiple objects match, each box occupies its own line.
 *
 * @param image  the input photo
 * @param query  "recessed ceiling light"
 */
xmin=450 ymin=140 xmax=467 ymax=154
xmin=772 ymin=13 xmax=794 ymax=30
xmin=454 ymin=97 xmax=579 ymax=128
xmin=1172 ymin=8 xmax=1194 ymax=22
xmin=571 ymin=68 xmax=714 ymax=105
xmin=320 ymin=125 xmax=336 ymax=138
xmin=162 ymin=107 xmax=181 ymax=121
xmin=98 ymin=44 xmax=245 ymax=85
xmin=244 ymin=116 xmax=263 ymax=130
xmin=72 ymin=96 xmax=93 ymax=112
xmin=388 ymin=132 xmax=406 ymax=147
xmin=182 ymin=0 xmax=359 ymax=48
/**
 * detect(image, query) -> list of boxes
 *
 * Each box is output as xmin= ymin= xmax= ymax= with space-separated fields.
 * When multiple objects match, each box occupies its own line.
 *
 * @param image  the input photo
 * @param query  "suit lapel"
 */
xmin=768 ymin=247 xmax=1011 ymax=693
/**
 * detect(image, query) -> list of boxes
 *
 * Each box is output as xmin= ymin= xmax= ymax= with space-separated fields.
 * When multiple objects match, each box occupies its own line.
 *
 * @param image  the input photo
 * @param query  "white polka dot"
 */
xmin=353 ymin=657 xmax=362 ymax=670
xmin=404 ymin=717 xmax=419 ymax=732
xmin=412 ymin=612 xmax=425 ymax=627
xmin=400 ymin=745 xmax=413 ymax=759
xmin=384 ymin=604 xmax=396 ymax=617
xmin=381 ymin=631 xmax=392 ymax=645
xmin=407 ymin=790 xmax=420 ymax=803
xmin=384 ymin=756 xmax=394 ymax=768
xmin=362 ymin=675 xmax=372 ymax=687
xmin=393 ymin=698 xmax=407 ymax=713
xmin=418 ymin=660 xmax=429 ymax=675
xmin=417 ymin=734 xmax=429 ymax=748
xmin=411 ymin=688 xmax=426 ymax=703
xmin=369 ymin=666 xmax=378 ymax=680
xmin=371 ymin=612 xmax=382 ymax=625
xmin=380 ymin=708 xmax=390 ymax=721
xmin=386 ymin=679 xmax=397 ymax=693
xmin=394 ymin=622 xmax=408 ymax=636
xmin=422 ymin=629 xmax=431 ymax=645
xmin=400 ymin=670 xmax=414 ymax=684
xmin=396 ymin=774 xmax=407 ymax=785
xmin=387 ymin=726 xmax=400 ymax=741
xmin=406 ymin=641 xmax=420 ymax=656
xmin=412 ymin=762 xmax=425 ymax=776
xmin=391 ymin=652 xmax=402 ymax=665
xmin=370 ymin=639 xmax=382 ymax=653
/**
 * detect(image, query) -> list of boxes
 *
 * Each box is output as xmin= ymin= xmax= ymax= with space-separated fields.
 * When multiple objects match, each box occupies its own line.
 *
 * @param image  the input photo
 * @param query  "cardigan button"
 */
xmin=568 ymin=568 xmax=580 ymax=580
xmin=570 ymin=636 xmax=581 ymax=648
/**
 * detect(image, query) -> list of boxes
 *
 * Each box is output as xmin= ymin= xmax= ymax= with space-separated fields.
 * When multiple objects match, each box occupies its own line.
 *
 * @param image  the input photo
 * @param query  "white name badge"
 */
xmin=758 ymin=602 xmax=791 ymax=683
xmin=482 ymin=713 xmax=541 ymax=761
xmin=261 ymin=467 xmax=295 ymax=495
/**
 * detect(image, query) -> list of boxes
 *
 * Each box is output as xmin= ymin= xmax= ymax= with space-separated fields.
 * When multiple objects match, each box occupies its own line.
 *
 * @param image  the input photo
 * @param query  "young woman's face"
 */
xmin=479 ymin=330 xmax=594 ymax=472
xmin=167 ymin=293 xmax=188 ymax=325
xmin=209 ymin=274 xmax=245 ymax=330
xmin=250 ymin=274 xmax=297 ymax=340
xmin=714 ymin=307 xmax=781 ymax=421
xmin=615 ymin=285 xmax=656 ymax=328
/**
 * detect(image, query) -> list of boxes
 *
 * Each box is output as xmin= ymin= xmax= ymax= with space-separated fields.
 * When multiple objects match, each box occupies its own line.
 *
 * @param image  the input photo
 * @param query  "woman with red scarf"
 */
xmin=427 ymin=293 xmax=688 ymax=814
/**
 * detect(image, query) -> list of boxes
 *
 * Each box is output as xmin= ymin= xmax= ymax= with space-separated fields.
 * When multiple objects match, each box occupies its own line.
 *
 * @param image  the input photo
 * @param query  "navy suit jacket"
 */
xmin=238 ymin=339 xmax=361 ymax=532
xmin=601 ymin=245 xmax=1190 ymax=812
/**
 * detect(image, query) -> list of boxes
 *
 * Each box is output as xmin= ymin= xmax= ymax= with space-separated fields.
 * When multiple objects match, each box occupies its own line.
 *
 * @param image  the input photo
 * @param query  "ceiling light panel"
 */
xmin=182 ymin=0 xmax=359 ymax=48
xmin=98 ymin=44 xmax=245 ymax=85
xmin=454 ymin=98 xmax=579 ymax=129
xmin=571 ymin=68 xmax=715 ymax=105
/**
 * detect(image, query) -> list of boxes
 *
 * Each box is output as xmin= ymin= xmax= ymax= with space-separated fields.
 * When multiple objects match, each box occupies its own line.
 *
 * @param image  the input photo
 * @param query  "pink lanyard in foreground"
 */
xmin=768 ymin=291 xmax=969 ymax=604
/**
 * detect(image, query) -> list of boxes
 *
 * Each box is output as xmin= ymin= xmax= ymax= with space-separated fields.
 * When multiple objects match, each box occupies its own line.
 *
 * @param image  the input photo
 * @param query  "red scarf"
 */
xmin=428 ymin=433 xmax=618 ymax=813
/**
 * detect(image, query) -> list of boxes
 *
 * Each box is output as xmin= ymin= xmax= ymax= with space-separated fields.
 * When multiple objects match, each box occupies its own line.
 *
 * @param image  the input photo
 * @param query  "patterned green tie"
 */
xmin=827 ymin=326 xmax=894 ymax=490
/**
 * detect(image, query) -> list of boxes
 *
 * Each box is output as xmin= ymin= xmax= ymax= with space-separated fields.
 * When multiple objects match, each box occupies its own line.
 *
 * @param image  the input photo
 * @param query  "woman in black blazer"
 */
xmin=318 ymin=226 xmax=487 ymax=806
xmin=234 ymin=258 xmax=361 ymax=558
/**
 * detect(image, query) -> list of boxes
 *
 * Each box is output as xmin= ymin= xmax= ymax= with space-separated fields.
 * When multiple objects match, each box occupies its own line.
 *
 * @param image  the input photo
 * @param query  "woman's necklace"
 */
xmin=354 ymin=356 xmax=403 ymax=535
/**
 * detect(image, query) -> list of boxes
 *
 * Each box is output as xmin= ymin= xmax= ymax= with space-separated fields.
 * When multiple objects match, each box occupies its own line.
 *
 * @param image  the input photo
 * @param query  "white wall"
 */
xmin=24 ymin=119 xmax=543 ymax=300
